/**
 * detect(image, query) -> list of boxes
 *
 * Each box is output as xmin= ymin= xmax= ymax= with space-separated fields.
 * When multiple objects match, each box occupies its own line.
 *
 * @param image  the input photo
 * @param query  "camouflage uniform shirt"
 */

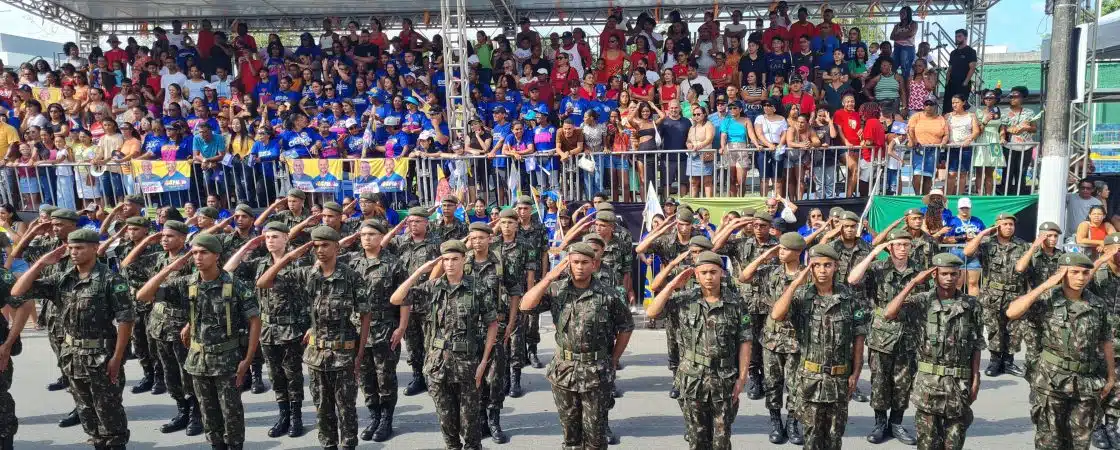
xmin=669 ymin=286 xmax=753 ymax=401
xmin=906 ymin=290 xmax=985 ymax=417
xmin=1026 ymin=287 xmax=1111 ymax=400
xmin=342 ymin=252 xmax=406 ymax=347
xmin=275 ymin=264 xmax=370 ymax=371
xmin=169 ymin=271 xmax=258 ymax=376
xmin=408 ymin=275 xmax=498 ymax=383
xmin=787 ymin=282 xmax=870 ymax=403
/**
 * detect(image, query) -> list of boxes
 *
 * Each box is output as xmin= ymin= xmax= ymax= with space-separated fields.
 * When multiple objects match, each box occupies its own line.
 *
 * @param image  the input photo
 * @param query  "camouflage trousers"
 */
xmin=979 ymin=290 xmax=1022 ymax=354
xmin=800 ymin=401 xmax=848 ymax=450
xmin=155 ymin=339 xmax=193 ymax=401
xmin=554 ymin=385 xmax=609 ymax=450
xmin=480 ymin=336 xmax=509 ymax=410
xmin=763 ymin=349 xmax=800 ymax=414
xmin=191 ymin=374 xmax=244 ymax=445
xmin=1022 ymin=322 xmax=1042 ymax=382
xmin=0 ymin=358 xmax=15 ymax=439
xmin=132 ymin=309 xmax=161 ymax=376
xmin=749 ymin=315 xmax=765 ymax=376
xmin=1031 ymin=390 xmax=1101 ymax=450
xmin=309 ymin=368 xmax=360 ymax=447
xmin=869 ymin=349 xmax=917 ymax=412
xmin=70 ymin=363 xmax=129 ymax=447
xmin=429 ymin=378 xmax=482 ymax=450
xmin=915 ymin=408 xmax=972 ymax=450
xmin=666 ymin=314 xmax=681 ymax=374
xmin=510 ymin=312 xmax=534 ymax=370
xmin=359 ymin=342 xmax=400 ymax=410
xmin=1105 ymin=357 xmax=1120 ymax=419
xmin=681 ymin=396 xmax=739 ymax=450
xmin=404 ymin=313 xmax=426 ymax=372
xmin=45 ymin=311 xmax=68 ymax=386
xmin=262 ymin=340 xmax=305 ymax=403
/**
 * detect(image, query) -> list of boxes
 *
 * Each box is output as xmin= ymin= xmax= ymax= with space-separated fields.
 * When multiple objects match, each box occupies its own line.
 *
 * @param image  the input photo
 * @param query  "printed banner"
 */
xmin=285 ymin=159 xmax=344 ymax=192
xmin=131 ymin=160 xmax=192 ymax=193
xmin=348 ymin=158 xmax=410 ymax=194
xmin=32 ymin=87 xmax=62 ymax=105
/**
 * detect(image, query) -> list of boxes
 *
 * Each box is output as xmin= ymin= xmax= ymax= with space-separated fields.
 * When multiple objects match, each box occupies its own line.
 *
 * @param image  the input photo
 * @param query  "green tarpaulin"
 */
xmin=678 ymin=197 xmax=770 ymax=224
xmin=868 ymin=195 xmax=1038 ymax=231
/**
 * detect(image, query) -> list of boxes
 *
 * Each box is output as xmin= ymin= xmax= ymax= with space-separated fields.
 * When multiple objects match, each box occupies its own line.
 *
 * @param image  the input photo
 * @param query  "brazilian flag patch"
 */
xmin=113 ymin=283 xmax=129 ymax=293
xmin=741 ymin=315 xmax=751 ymax=327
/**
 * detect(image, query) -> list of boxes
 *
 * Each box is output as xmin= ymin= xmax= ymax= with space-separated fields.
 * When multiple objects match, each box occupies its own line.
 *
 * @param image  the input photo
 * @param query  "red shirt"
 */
xmin=672 ymin=64 xmax=689 ymax=79
xmin=105 ymin=48 xmax=129 ymax=69
xmin=658 ymin=84 xmax=679 ymax=108
xmin=549 ymin=66 xmax=578 ymax=100
xmin=628 ymin=51 xmax=656 ymax=72
xmin=781 ymin=91 xmax=816 ymax=115
xmin=145 ymin=74 xmax=161 ymax=94
xmin=789 ymin=21 xmax=818 ymax=41
xmin=598 ymin=29 xmax=626 ymax=55
xmin=238 ymin=58 xmax=263 ymax=95
xmin=834 ymin=109 xmax=862 ymax=148
xmin=629 ymin=83 xmax=652 ymax=100
xmin=196 ymin=30 xmax=215 ymax=58
xmin=762 ymin=27 xmax=791 ymax=52
xmin=708 ymin=64 xmax=734 ymax=88
xmin=234 ymin=34 xmax=258 ymax=55
xmin=861 ymin=117 xmax=886 ymax=161
xmin=818 ymin=22 xmax=843 ymax=38
xmin=579 ymin=85 xmax=596 ymax=101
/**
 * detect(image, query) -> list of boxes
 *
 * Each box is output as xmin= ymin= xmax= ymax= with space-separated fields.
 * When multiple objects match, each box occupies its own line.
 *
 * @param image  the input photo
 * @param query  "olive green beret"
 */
xmin=67 ymin=229 xmax=100 ymax=244
xmin=689 ymin=236 xmax=713 ymax=250
xmin=442 ymin=195 xmax=459 ymax=205
xmin=888 ymin=229 xmax=910 ymax=241
xmin=829 ymin=207 xmax=844 ymax=218
xmin=996 ymin=212 xmax=1017 ymax=222
xmin=191 ymin=233 xmax=223 ymax=254
xmin=198 ymin=207 xmax=219 ymax=219
xmin=164 ymin=220 xmax=189 ymax=235
xmin=753 ymin=212 xmax=772 ymax=223
xmin=407 ymin=206 xmax=429 ymax=218
xmin=779 ymin=232 xmax=807 ymax=250
xmin=39 ymin=204 xmax=57 ymax=215
xmin=904 ymin=208 xmax=924 ymax=217
xmin=310 ymin=226 xmax=341 ymax=242
xmin=322 ymin=201 xmax=343 ymax=214
xmin=595 ymin=211 xmax=617 ymax=224
xmin=932 ymin=253 xmax=964 ymax=267
xmin=581 ymin=234 xmax=606 ymax=247
xmin=741 ymin=207 xmax=756 ymax=217
xmin=808 ymin=243 xmax=840 ymax=260
xmin=499 ymin=208 xmax=518 ymax=219
xmin=595 ymin=202 xmax=615 ymax=211
xmin=287 ymin=188 xmax=307 ymax=200
xmin=1060 ymin=252 xmax=1093 ymax=268
xmin=359 ymin=192 xmax=381 ymax=202
xmin=440 ymin=239 xmax=468 ymax=255
xmin=361 ymin=219 xmax=388 ymax=234
xmin=676 ymin=210 xmax=694 ymax=223
xmin=569 ymin=242 xmax=598 ymax=259
xmin=263 ymin=221 xmax=290 ymax=234
xmin=1038 ymin=222 xmax=1061 ymax=234
xmin=125 ymin=194 xmax=145 ymax=206
xmin=468 ymin=222 xmax=492 ymax=234
xmin=51 ymin=208 xmax=79 ymax=222
xmin=1105 ymin=232 xmax=1120 ymax=246
xmin=124 ymin=216 xmax=150 ymax=228
xmin=516 ymin=195 xmax=534 ymax=206
xmin=840 ymin=211 xmax=860 ymax=223
xmin=234 ymin=203 xmax=254 ymax=216
xmin=695 ymin=251 xmax=724 ymax=268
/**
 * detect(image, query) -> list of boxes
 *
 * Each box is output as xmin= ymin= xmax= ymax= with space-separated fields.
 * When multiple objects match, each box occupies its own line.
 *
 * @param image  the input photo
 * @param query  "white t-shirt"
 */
xmin=557 ymin=45 xmax=584 ymax=78
xmin=160 ymin=71 xmax=188 ymax=92
xmin=754 ymin=115 xmax=788 ymax=144
xmin=679 ymin=75 xmax=715 ymax=104
xmin=167 ymin=32 xmax=185 ymax=50
xmin=182 ymin=79 xmax=209 ymax=101
xmin=1067 ymin=193 xmax=1104 ymax=237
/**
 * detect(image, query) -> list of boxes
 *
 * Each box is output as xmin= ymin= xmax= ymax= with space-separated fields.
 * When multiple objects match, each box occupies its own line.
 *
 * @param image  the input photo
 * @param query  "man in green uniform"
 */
xmin=384 ymin=206 xmax=443 ymax=396
xmin=224 ymin=221 xmax=312 ymax=439
xmin=515 ymin=195 xmax=549 ymax=369
xmin=121 ymin=219 xmax=203 ymax=436
xmin=101 ymin=215 xmax=165 ymax=395
xmin=739 ymin=232 xmax=806 ymax=444
xmin=1091 ymin=233 xmax=1120 ymax=447
xmin=254 ymin=188 xmax=310 ymax=245
xmin=137 ymin=233 xmax=261 ymax=450
xmin=1014 ymin=222 xmax=1065 ymax=387
xmin=636 ymin=210 xmax=703 ymax=399
xmin=489 ymin=209 xmax=533 ymax=400
xmin=97 ymin=194 xmax=146 ymax=238
xmin=480 ymin=215 xmax=524 ymax=442
xmin=1008 ymin=252 xmax=1116 ymax=450
xmin=431 ymin=196 xmax=469 ymax=242
xmin=825 ymin=212 xmax=873 ymax=287
xmin=848 ymin=229 xmax=925 ymax=445
xmin=258 ymin=226 xmax=372 ymax=450
xmin=964 ymin=212 xmax=1029 ymax=377
xmin=390 ymin=239 xmax=499 ymax=450
xmin=0 ymin=264 xmax=20 ymax=449
xmin=520 ymin=244 xmax=634 ymax=450
xmin=647 ymin=251 xmax=752 ymax=450
xmin=884 ymin=253 xmax=983 ymax=450
xmin=772 ymin=244 xmax=870 ymax=450
xmin=12 ymin=229 xmax=135 ymax=450
xmin=877 ymin=208 xmax=937 ymax=269
xmin=213 ymin=204 xmax=269 ymax=394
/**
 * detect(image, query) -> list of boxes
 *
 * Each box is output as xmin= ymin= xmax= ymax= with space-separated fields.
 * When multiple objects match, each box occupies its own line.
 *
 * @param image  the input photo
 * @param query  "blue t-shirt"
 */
xmin=840 ymin=41 xmax=868 ymax=61
xmin=765 ymin=52 xmax=793 ymax=80
xmin=521 ymin=101 xmax=550 ymax=120
xmin=142 ymin=134 xmax=169 ymax=157
xmin=278 ymin=128 xmax=322 ymax=158
xmin=946 ymin=215 xmax=985 ymax=240
xmin=558 ymin=97 xmax=591 ymax=127
xmin=490 ymin=122 xmax=513 ymax=168
xmin=272 ymin=89 xmax=300 ymax=105
xmin=543 ymin=212 xmax=559 ymax=241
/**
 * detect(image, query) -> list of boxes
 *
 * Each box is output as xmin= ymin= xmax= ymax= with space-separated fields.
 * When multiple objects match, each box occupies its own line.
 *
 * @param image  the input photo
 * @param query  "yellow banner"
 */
xmin=286 ymin=159 xmax=344 ymax=192
xmin=131 ymin=160 xmax=192 ymax=193
xmin=348 ymin=158 xmax=410 ymax=193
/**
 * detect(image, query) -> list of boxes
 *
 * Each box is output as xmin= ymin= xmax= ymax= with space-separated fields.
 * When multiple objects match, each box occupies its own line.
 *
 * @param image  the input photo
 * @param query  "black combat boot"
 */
xmin=151 ymin=373 xmax=167 ymax=395
xmin=360 ymin=406 xmax=381 ymax=441
xmin=210 ymin=443 xmax=228 ymax=450
xmin=605 ymin=422 xmax=619 ymax=445
xmin=403 ymin=370 xmax=427 ymax=396
xmin=186 ymin=397 xmax=204 ymax=436
xmin=889 ymin=409 xmax=917 ymax=445
xmin=508 ymin=368 xmax=524 ymax=398
xmin=1094 ymin=421 xmax=1113 ymax=449
xmin=250 ymin=362 xmax=269 ymax=394
xmin=160 ymin=398 xmax=190 ymax=433
xmin=747 ymin=369 xmax=764 ymax=400
xmin=46 ymin=375 xmax=67 ymax=391
xmin=985 ymin=352 xmax=1005 ymax=377
xmin=131 ymin=369 xmax=154 ymax=394
xmin=57 ymin=408 xmax=80 ymax=428
xmin=786 ymin=414 xmax=804 ymax=445
xmin=372 ymin=404 xmax=394 ymax=442
xmin=479 ymin=407 xmax=490 ymax=438
xmin=612 ymin=385 xmax=622 ymax=398
xmin=488 ymin=408 xmax=507 ymax=443
xmin=1003 ymin=354 xmax=1025 ymax=377
xmin=267 ymin=402 xmax=290 ymax=438
xmin=768 ymin=409 xmax=787 ymax=444
xmin=867 ymin=409 xmax=890 ymax=444
xmin=288 ymin=401 xmax=305 ymax=437
xmin=668 ymin=386 xmax=680 ymax=399
xmin=0 ymin=434 xmax=12 ymax=450
xmin=528 ymin=344 xmax=543 ymax=369
xmin=1107 ymin=415 xmax=1120 ymax=448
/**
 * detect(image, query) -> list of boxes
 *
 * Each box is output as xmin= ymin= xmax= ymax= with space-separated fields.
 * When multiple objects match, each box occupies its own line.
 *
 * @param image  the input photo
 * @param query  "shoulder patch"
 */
xmin=741 ymin=314 xmax=751 ymax=327
xmin=113 ymin=282 xmax=129 ymax=293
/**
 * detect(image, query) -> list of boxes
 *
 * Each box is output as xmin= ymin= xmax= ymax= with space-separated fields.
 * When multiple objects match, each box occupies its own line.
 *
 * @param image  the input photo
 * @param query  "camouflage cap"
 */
xmin=689 ymin=236 xmax=713 ymax=250
xmin=569 ymin=242 xmax=598 ymax=259
xmin=67 ymin=228 xmax=100 ymax=244
xmin=839 ymin=211 xmax=860 ymax=223
xmin=125 ymin=194 xmax=145 ymax=206
xmin=234 ymin=203 xmax=254 ymax=216
xmin=407 ymin=206 xmax=429 ymax=218
xmin=779 ymin=232 xmax=806 ymax=250
xmin=263 ymin=221 xmax=290 ymax=234
xmin=887 ymin=229 xmax=910 ymax=241
xmin=1060 ymin=252 xmax=1094 ymax=268
xmin=163 ymin=220 xmax=189 ymax=235
xmin=198 ymin=207 xmax=219 ymax=219
xmin=191 ymin=233 xmax=223 ymax=254
xmin=287 ymin=188 xmax=307 ymax=200
xmin=1038 ymin=222 xmax=1062 ymax=234
xmin=932 ymin=252 xmax=964 ymax=267
xmin=1105 ymin=232 xmax=1120 ymax=246
xmin=440 ymin=239 xmax=468 ymax=255
xmin=468 ymin=222 xmax=493 ymax=234
xmin=581 ymin=234 xmax=606 ymax=247
xmin=753 ymin=212 xmax=773 ymax=224
xmin=499 ymin=208 xmax=518 ymax=219
xmin=124 ymin=216 xmax=151 ymax=228
xmin=516 ymin=195 xmax=534 ymax=206
xmin=904 ymin=208 xmax=923 ymax=217
xmin=50 ymin=208 xmax=80 ymax=222
xmin=322 ymin=201 xmax=343 ymax=213
xmin=676 ymin=210 xmax=694 ymax=223
xmin=695 ymin=251 xmax=724 ymax=268
xmin=829 ymin=207 xmax=844 ymax=218
xmin=310 ymin=226 xmax=341 ymax=242
xmin=595 ymin=211 xmax=617 ymax=224
xmin=996 ymin=212 xmax=1017 ymax=222
xmin=808 ymin=243 xmax=840 ymax=260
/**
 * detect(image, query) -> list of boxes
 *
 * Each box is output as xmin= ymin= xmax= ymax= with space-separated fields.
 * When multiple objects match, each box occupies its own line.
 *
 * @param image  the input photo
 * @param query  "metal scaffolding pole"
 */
xmin=442 ymin=0 xmax=473 ymax=147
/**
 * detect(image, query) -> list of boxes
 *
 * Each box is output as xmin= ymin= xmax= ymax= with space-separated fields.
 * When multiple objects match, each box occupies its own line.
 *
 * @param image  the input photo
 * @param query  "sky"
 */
xmin=0 ymin=0 xmax=1052 ymax=53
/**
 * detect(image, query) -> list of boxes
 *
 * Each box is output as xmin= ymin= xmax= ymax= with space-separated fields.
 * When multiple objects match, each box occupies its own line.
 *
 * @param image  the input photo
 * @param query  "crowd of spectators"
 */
xmin=0 ymin=2 xmax=1041 ymax=214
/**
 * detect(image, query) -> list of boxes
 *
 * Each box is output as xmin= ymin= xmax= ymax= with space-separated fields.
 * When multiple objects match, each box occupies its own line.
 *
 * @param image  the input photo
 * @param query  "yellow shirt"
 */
xmin=229 ymin=135 xmax=252 ymax=158
xmin=0 ymin=122 xmax=19 ymax=152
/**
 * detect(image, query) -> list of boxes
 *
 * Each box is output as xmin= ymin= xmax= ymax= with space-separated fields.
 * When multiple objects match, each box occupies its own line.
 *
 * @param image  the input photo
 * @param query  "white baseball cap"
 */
xmin=957 ymin=197 xmax=972 ymax=209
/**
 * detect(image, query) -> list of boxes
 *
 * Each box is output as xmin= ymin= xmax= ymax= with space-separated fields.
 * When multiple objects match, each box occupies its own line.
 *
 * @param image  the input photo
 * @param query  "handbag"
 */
xmin=654 ymin=125 xmax=663 ymax=148
xmin=577 ymin=154 xmax=597 ymax=172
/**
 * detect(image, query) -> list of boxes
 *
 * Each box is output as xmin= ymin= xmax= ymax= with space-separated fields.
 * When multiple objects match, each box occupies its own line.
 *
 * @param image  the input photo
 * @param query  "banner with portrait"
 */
xmin=31 ymin=87 xmax=62 ymax=105
xmin=285 ymin=159 xmax=344 ymax=192
xmin=348 ymin=158 xmax=410 ymax=194
xmin=131 ymin=160 xmax=193 ymax=193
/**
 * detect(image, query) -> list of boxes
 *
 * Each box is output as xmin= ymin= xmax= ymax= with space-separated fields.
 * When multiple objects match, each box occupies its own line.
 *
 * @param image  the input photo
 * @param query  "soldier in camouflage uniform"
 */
xmin=138 ymin=233 xmax=261 ymax=450
xmin=514 ymin=195 xmax=550 ymax=370
xmin=636 ymin=210 xmax=703 ymax=399
xmin=490 ymin=209 xmax=533 ymax=400
xmin=772 ymin=244 xmax=870 ymax=450
xmin=848 ymin=229 xmax=926 ymax=445
xmin=431 ymin=196 xmax=470 ymax=242
xmin=878 ymin=208 xmax=938 ymax=270
xmin=385 ymin=206 xmax=444 ymax=396
xmin=224 ymin=221 xmax=311 ymax=439
xmin=964 ymin=212 xmax=1029 ymax=378
xmin=340 ymin=220 xmax=407 ymax=442
xmin=1008 ymin=252 xmax=1116 ymax=450
xmin=12 ymin=229 xmax=135 ymax=449
xmin=101 ymin=215 xmax=165 ymax=395
xmin=0 ymin=265 xmax=22 ymax=449
xmin=884 ymin=253 xmax=983 ymax=450
xmin=520 ymin=243 xmax=634 ymax=450
xmin=739 ymin=232 xmax=806 ymax=445
xmin=1090 ymin=233 xmax=1120 ymax=448
xmin=258 ymin=226 xmax=372 ymax=450
xmin=254 ymin=188 xmax=310 ymax=245
xmin=821 ymin=211 xmax=874 ymax=405
xmin=1015 ymin=222 xmax=1065 ymax=392
xmin=97 ymin=194 xmax=145 ymax=238
xmin=210 ymin=204 xmax=270 ymax=394
xmin=390 ymin=239 xmax=500 ymax=450
xmin=647 ymin=251 xmax=753 ymax=450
